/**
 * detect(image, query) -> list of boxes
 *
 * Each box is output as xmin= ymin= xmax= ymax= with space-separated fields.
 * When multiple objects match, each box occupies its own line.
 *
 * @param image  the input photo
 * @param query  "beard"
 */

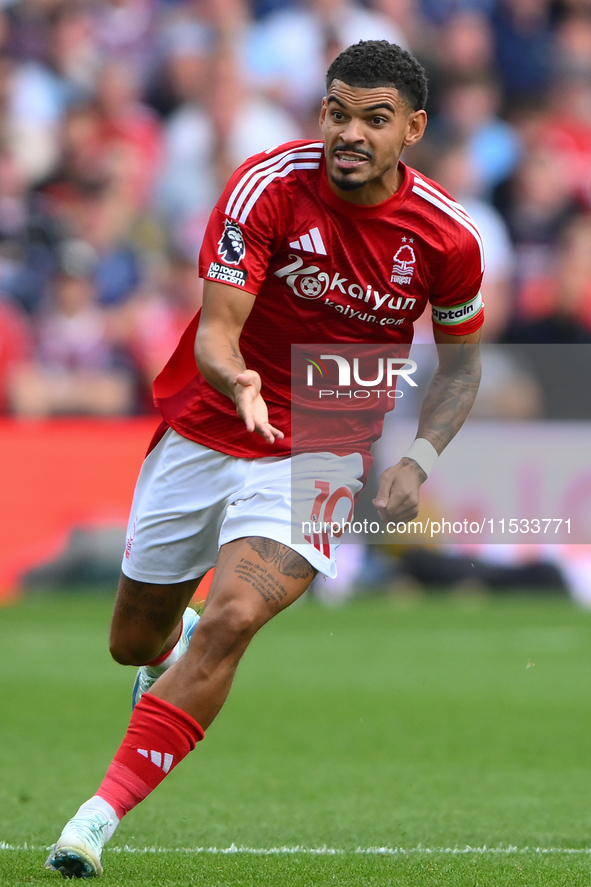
xmin=328 ymin=145 xmax=374 ymax=192
xmin=328 ymin=170 xmax=366 ymax=191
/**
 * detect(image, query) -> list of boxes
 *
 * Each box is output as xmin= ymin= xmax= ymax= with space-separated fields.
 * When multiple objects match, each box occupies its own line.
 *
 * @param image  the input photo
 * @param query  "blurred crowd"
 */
xmin=0 ymin=0 xmax=591 ymax=417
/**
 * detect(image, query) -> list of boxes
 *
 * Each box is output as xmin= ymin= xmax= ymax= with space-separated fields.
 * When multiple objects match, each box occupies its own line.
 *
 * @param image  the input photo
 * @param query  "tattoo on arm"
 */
xmin=417 ymin=342 xmax=481 ymax=452
xmin=247 ymin=538 xmax=316 ymax=580
xmin=228 ymin=343 xmax=246 ymax=373
xmin=229 ymin=343 xmax=246 ymax=373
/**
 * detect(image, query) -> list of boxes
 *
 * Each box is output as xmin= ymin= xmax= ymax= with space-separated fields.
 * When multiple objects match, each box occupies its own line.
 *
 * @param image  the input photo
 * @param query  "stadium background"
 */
xmin=1 ymin=0 xmax=590 ymax=601
xmin=2 ymin=3 xmax=591 ymax=885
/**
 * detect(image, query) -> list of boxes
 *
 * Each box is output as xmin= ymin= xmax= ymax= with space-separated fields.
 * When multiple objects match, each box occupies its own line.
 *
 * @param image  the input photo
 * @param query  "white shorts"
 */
xmin=122 ymin=429 xmax=364 ymax=583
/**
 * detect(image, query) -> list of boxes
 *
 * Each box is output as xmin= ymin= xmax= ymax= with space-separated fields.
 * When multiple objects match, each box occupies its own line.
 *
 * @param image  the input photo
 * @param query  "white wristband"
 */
xmin=403 ymin=438 xmax=439 ymax=477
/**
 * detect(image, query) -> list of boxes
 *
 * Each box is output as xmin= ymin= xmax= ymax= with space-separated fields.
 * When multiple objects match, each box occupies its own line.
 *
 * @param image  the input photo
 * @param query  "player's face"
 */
xmin=320 ymin=80 xmax=427 ymax=205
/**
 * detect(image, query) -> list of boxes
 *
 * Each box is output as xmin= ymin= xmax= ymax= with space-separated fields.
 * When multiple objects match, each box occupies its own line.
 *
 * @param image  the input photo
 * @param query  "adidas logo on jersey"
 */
xmin=137 ymin=748 xmax=174 ymax=773
xmin=289 ymin=227 xmax=327 ymax=255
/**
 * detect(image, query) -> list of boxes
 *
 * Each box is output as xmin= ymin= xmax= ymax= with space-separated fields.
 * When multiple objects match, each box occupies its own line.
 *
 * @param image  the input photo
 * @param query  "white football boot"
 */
xmin=132 ymin=606 xmax=199 ymax=707
xmin=45 ymin=800 xmax=118 ymax=879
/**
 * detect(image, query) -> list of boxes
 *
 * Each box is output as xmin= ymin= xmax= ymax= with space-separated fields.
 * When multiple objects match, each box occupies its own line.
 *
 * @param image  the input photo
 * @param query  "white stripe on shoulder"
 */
xmin=231 ymin=152 xmax=321 ymax=222
xmin=412 ymin=176 xmax=485 ymax=272
xmin=225 ymin=143 xmax=323 ymax=220
xmin=238 ymin=162 xmax=320 ymax=224
xmin=413 ymin=174 xmax=475 ymax=222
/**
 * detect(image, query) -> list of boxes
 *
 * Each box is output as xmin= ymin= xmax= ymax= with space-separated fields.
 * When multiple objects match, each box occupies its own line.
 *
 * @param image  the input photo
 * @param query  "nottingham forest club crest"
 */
xmin=218 ymin=220 xmax=246 ymax=265
xmin=391 ymin=239 xmax=416 ymax=285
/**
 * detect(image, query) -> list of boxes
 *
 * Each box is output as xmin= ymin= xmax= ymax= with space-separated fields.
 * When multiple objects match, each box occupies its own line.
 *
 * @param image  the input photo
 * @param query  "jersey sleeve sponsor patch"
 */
xmin=431 ymin=291 xmax=483 ymax=326
xmin=200 ymin=141 xmax=323 ymax=295
xmin=217 ymin=219 xmax=246 ymax=265
xmin=200 ymin=205 xmax=268 ymax=293
xmin=207 ymin=261 xmax=248 ymax=287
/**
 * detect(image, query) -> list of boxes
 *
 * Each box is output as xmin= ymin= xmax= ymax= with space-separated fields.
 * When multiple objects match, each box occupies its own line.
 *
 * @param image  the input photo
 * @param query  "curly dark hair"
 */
xmin=326 ymin=40 xmax=428 ymax=111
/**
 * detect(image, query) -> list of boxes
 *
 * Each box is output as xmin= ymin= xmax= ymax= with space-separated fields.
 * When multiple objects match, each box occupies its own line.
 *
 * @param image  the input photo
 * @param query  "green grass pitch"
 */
xmin=2 ymin=591 xmax=591 ymax=885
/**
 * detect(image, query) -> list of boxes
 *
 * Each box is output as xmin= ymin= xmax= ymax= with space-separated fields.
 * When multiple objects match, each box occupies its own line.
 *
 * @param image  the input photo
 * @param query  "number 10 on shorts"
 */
xmin=303 ymin=480 xmax=355 ymax=557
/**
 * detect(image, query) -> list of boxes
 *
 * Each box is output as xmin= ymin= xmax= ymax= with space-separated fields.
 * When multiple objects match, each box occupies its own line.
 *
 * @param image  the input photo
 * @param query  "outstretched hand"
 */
xmin=372 ymin=458 xmax=427 ymax=523
xmin=234 ymin=371 xmax=284 ymax=444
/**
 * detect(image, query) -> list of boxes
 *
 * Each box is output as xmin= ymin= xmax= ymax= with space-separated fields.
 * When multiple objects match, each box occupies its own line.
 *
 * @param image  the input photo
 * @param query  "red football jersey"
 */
xmin=153 ymin=140 xmax=484 ymax=459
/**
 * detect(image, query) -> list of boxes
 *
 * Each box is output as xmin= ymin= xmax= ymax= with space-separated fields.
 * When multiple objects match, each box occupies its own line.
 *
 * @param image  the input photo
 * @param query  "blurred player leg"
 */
xmin=108 ymin=572 xmax=203 ymax=706
xmin=131 ymin=606 xmax=200 ymax=707
xmin=109 ymin=572 xmax=199 ymax=666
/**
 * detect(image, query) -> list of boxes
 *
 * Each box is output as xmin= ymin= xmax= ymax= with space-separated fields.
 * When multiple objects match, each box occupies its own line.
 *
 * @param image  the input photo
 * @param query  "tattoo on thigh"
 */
xmin=234 ymin=558 xmax=290 ymax=605
xmin=116 ymin=582 xmax=171 ymax=628
xmin=247 ymin=538 xmax=316 ymax=579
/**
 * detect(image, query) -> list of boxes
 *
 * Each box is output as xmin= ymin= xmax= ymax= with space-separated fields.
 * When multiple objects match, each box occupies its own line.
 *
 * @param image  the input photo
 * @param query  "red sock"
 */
xmin=96 ymin=694 xmax=204 ymax=820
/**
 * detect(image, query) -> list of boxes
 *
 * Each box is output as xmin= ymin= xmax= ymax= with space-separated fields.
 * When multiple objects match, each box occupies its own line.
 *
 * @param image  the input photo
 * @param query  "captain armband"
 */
xmin=431 ymin=291 xmax=483 ymax=327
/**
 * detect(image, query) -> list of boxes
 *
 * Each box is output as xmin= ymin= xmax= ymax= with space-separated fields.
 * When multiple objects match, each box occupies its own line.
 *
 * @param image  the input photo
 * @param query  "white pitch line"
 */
xmin=3 ymin=842 xmax=591 ymax=856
